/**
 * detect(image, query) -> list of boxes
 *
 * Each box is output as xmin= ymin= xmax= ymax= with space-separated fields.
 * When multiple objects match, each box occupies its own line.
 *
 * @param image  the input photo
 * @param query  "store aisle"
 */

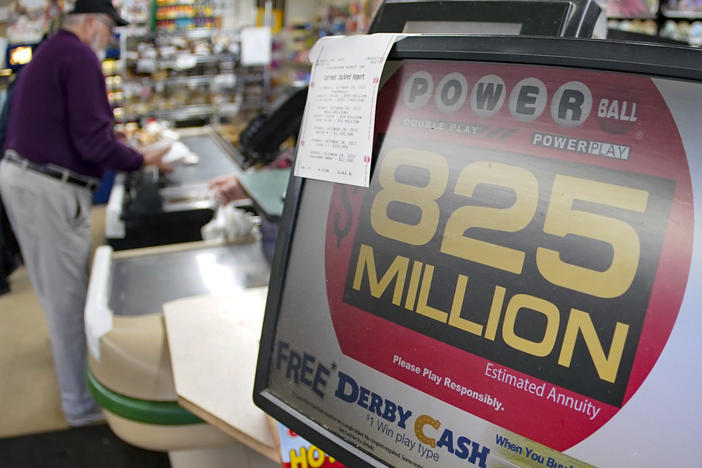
xmin=0 ymin=207 xmax=106 ymax=438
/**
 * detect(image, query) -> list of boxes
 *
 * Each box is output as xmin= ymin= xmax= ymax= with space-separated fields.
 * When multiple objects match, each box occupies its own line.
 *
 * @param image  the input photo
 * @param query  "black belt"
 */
xmin=5 ymin=152 xmax=99 ymax=192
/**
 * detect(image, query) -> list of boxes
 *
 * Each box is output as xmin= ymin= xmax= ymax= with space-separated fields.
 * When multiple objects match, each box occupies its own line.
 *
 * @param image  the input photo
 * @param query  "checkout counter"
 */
xmin=89 ymin=122 xmax=290 ymax=465
xmin=84 ymin=237 xmax=278 ymax=466
xmin=105 ymin=127 xmax=247 ymax=251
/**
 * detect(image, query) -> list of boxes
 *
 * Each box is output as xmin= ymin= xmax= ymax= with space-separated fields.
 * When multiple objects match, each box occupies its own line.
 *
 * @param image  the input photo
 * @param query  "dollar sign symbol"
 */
xmin=334 ymin=186 xmax=354 ymax=248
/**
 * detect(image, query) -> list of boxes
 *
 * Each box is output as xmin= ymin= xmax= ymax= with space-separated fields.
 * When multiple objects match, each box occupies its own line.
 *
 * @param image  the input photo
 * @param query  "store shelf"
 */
xmin=124 ymin=73 xmax=236 ymax=88
xmin=606 ymin=0 xmax=702 ymax=45
xmin=156 ymin=0 xmax=208 ymax=5
xmin=156 ymin=19 xmax=217 ymax=32
xmin=167 ymin=53 xmax=237 ymax=66
xmin=660 ymin=9 xmax=702 ymax=18
xmin=150 ymin=104 xmax=215 ymax=119
xmin=156 ymin=15 xmax=215 ymax=21
xmin=125 ymin=53 xmax=238 ymax=68
xmin=125 ymin=27 xmax=222 ymax=40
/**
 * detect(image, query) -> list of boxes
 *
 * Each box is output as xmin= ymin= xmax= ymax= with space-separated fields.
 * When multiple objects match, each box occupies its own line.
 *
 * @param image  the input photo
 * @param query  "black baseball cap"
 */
xmin=69 ymin=0 xmax=129 ymax=27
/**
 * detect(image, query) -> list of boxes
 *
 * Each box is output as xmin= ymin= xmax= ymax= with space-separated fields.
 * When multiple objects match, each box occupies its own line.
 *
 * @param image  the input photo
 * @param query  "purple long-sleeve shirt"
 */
xmin=4 ymin=30 xmax=143 ymax=178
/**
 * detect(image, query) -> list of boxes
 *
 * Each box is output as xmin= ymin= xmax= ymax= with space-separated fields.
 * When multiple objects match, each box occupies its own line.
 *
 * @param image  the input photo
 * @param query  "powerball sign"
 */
xmin=323 ymin=61 xmax=693 ymax=451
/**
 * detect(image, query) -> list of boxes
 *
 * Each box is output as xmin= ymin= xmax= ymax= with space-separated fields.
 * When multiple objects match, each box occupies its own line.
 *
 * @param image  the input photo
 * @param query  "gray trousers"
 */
xmin=0 ymin=159 xmax=100 ymax=425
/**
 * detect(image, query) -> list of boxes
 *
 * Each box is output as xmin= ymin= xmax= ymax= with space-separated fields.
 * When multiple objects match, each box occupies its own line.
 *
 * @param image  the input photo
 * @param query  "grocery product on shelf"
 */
xmin=608 ymin=0 xmax=660 ymax=18
xmin=606 ymin=0 xmax=702 ymax=45
xmin=120 ymin=29 xmax=266 ymax=125
xmin=155 ymin=0 xmax=219 ymax=31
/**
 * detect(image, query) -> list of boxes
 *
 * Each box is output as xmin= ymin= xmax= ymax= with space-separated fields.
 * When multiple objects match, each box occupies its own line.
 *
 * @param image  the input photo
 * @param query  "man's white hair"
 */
xmin=61 ymin=13 xmax=112 ymax=60
xmin=62 ymin=13 xmax=109 ymax=28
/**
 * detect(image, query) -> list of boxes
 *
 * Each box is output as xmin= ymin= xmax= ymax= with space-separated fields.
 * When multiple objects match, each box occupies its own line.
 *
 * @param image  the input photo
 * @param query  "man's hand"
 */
xmin=209 ymin=174 xmax=248 ymax=205
xmin=142 ymin=145 xmax=173 ymax=173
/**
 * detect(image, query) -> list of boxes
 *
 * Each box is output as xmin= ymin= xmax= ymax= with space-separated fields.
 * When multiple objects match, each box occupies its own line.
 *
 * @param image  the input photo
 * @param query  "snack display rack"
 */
xmin=119 ymin=28 xmax=266 ymax=126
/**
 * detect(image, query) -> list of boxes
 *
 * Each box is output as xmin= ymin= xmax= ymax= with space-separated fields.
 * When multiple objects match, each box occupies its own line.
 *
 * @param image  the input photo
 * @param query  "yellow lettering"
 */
xmin=352 ymin=244 xmax=408 ymax=306
xmin=416 ymin=265 xmax=448 ymax=322
xmin=404 ymin=260 xmax=423 ymax=311
xmin=447 ymin=274 xmax=483 ymax=336
xmin=370 ymin=148 xmax=448 ymax=245
xmin=441 ymin=161 xmax=538 ymax=274
xmin=290 ymin=447 xmax=308 ymax=468
xmin=502 ymin=294 xmax=559 ymax=357
xmin=414 ymin=414 xmax=440 ymax=448
xmin=307 ymin=445 xmax=325 ymax=468
xmin=537 ymin=175 xmax=648 ymax=299
xmin=484 ymin=286 xmax=506 ymax=341
xmin=558 ymin=308 xmax=629 ymax=383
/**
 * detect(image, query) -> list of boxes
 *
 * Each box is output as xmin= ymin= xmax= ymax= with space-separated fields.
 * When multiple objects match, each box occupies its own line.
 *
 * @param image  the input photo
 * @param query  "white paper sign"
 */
xmin=241 ymin=26 xmax=272 ymax=66
xmin=294 ymin=33 xmax=399 ymax=187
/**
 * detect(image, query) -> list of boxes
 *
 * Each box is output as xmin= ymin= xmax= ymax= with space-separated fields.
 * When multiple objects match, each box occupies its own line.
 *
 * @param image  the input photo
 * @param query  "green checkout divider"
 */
xmin=86 ymin=368 xmax=204 ymax=426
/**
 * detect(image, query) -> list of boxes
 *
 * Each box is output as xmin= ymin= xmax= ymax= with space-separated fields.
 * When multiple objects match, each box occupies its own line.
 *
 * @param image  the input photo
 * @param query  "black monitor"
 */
xmin=368 ymin=0 xmax=602 ymax=37
xmin=254 ymin=35 xmax=702 ymax=467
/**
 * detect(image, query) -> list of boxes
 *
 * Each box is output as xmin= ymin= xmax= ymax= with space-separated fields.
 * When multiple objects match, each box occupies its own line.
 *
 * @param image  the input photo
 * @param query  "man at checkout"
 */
xmin=0 ymin=0 xmax=171 ymax=426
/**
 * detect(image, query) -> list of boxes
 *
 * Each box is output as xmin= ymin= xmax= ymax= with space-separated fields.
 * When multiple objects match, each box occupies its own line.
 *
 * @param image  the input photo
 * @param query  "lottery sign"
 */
xmin=323 ymin=60 xmax=693 ymax=451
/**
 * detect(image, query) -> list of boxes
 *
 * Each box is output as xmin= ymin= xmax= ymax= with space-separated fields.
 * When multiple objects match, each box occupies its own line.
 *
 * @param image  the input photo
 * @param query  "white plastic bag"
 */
xmin=201 ymin=204 xmax=256 ymax=241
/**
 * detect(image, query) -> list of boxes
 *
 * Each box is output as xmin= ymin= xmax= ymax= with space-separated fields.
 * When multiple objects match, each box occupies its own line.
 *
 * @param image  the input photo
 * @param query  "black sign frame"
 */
xmin=253 ymin=35 xmax=702 ymax=467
